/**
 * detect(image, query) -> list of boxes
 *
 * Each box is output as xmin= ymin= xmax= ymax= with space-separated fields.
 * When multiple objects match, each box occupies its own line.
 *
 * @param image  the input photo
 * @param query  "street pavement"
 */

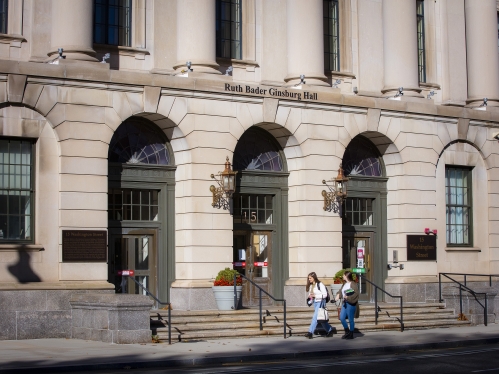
xmin=0 ymin=324 xmax=498 ymax=373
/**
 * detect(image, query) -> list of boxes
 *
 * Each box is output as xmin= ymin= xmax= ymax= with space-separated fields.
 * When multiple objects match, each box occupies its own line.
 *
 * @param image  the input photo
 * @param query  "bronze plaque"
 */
xmin=62 ymin=230 xmax=107 ymax=262
xmin=407 ymin=235 xmax=437 ymax=261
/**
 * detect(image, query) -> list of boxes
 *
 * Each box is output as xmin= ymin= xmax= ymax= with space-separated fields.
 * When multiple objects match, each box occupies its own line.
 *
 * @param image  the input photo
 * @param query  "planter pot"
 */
xmin=212 ymin=285 xmax=243 ymax=310
xmin=331 ymin=284 xmax=342 ymax=299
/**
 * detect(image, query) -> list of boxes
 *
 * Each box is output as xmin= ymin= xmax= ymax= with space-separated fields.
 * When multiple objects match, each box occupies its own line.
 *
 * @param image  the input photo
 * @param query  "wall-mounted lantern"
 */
xmin=210 ymin=156 xmax=237 ymax=210
xmin=322 ymin=163 xmax=349 ymax=214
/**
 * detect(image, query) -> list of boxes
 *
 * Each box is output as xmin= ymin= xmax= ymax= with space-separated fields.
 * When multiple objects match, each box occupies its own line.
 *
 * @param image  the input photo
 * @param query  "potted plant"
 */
xmin=212 ymin=268 xmax=243 ymax=310
xmin=331 ymin=269 xmax=358 ymax=298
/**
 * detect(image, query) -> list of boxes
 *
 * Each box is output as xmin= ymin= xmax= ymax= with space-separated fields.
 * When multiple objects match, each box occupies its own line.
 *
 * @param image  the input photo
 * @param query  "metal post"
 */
xmin=459 ymin=286 xmax=463 ymax=317
xmin=168 ymin=304 xmax=171 ymax=345
xmin=374 ymin=286 xmax=378 ymax=325
xmin=438 ymin=273 xmax=442 ymax=302
xmin=464 ymin=274 xmax=467 ymax=287
xmin=283 ymin=300 xmax=287 ymax=339
xmin=490 ymin=276 xmax=492 ymax=287
xmin=400 ymin=296 xmax=404 ymax=332
xmin=484 ymin=294 xmax=488 ymax=326
xmin=233 ymin=274 xmax=237 ymax=310
xmin=259 ymin=288 xmax=263 ymax=330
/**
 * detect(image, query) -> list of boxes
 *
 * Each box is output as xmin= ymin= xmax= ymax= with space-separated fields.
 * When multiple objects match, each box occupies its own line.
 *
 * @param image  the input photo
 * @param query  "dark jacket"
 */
xmin=336 ymin=281 xmax=360 ymax=318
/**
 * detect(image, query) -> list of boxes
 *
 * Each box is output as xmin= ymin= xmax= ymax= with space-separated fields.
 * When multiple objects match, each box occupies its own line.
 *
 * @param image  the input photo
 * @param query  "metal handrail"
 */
xmin=126 ymin=276 xmax=172 ymax=345
xmin=438 ymin=273 xmax=498 ymax=326
xmin=233 ymin=274 xmax=288 ymax=339
xmin=358 ymin=274 xmax=404 ymax=332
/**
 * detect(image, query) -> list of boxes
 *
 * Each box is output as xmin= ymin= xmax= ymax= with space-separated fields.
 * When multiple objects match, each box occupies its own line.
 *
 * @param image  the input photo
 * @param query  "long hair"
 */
xmin=344 ymin=270 xmax=354 ymax=282
xmin=306 ymin=272 xmax=320 ymax=292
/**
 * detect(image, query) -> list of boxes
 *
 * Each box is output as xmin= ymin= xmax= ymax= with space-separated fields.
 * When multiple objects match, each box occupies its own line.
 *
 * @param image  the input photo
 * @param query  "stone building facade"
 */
xmin=0 ymin=0 xmax=498 ymax=339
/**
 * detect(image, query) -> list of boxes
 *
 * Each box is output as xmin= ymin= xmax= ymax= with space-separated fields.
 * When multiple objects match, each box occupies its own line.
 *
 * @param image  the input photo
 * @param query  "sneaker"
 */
xmin=304 ymin=332 xmax=313 ymax=339
xmin=326 ymin=329 xmax=334 ymax=338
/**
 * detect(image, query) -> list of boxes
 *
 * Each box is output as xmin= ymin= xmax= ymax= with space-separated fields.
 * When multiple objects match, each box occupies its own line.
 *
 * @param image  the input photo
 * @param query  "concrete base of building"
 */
xmin=442 ymin=286 xmax=497 ymax=326
xmin=70 ymin=293 xmax=154 ymax=344
xmin=0 ymin=287 xmax=114 ymax=340
xmin=170 ymin=287 xmax=219 ymax=310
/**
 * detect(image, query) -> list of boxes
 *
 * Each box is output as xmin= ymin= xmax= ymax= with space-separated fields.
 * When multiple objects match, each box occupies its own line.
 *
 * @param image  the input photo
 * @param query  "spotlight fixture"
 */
xmin=58 ymin=48 xmax=66 ymax=59
xmin=394 ymin=87 xmax=404 ymax=98
xmin=210 ymin=157 xmax=238 ymax=210
xmin=225 ymin=66 xmax=233 ymax=76
xmin=353 ymin=86 xmax=358 ymax=95
xmin=101 ymin=53 xmax=110 ymax=63
xmin=321 ymin=164 xmax=349 ymax=214
xmin=332 ymin=79 xmax=341 ymax=89
xmin=427 ymin=91 xmax=435 ymax=99
xmin=480 ymin=97 xmax=488 ymax=107
xmin=299 ymin=74 xmax=306 ymax=84
xmin=186 ymin=61 xmax=193 ymax=72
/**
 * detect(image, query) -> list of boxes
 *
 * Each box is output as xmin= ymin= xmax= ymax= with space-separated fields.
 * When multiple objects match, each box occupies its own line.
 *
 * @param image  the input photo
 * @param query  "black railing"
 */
xmin=358 ymin=274 xmax=404 ymax=332
xmin=438 ymin=273 xmax=498 ymax=326
xmin=233 ymin=274 xmax=288 ymax=339
xmin=125 ymin=276 xmax=172 ymax=345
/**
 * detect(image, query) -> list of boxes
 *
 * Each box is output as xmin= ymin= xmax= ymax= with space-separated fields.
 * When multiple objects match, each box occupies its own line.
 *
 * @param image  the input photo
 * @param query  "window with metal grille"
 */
xmin=0 ymin=139 xmax=34 ymax=242
xmin=216 ymin=0 xmax=242 ymax=59
xmin=343 ymin=198 xmax=374 ymax=226
xmin=417 ymin=0 xmax=426 ymax=83
xmin=94 ymin=0 xmax=132 ymax=46
xmin=233 ymin=195 xmax=273 ymax=225
xmin=323 ymin=0 xmax=340 ymax=72
xmin=445 ymin=167 xmax=472 ymax=246
xmin=0 ymin=0 xmax=7 ymax=34
xmin=108 ymin=189 xmax=159 ymax=221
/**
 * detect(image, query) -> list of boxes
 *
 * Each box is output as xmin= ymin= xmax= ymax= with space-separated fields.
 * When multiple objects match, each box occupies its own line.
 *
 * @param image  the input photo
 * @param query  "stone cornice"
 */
xmin=0 ymin=59 xmax=498 ymax=124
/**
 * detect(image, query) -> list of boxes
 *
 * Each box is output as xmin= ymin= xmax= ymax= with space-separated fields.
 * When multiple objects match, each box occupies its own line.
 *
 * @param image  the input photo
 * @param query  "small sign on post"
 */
xmin=352 ymin=268 xmax=366 ymax=274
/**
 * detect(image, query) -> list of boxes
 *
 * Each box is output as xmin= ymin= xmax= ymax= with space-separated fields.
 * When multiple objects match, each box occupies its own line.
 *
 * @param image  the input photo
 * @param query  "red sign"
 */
xmin=357 ymin=248 xmax=364 ymax=259
xmin=253 ymin=262 xmax=268 ymax=267
xmin=117 ymin=270 xmax=135 ymax=276
xmin=233 ymin=262 xmax=246 ymax=267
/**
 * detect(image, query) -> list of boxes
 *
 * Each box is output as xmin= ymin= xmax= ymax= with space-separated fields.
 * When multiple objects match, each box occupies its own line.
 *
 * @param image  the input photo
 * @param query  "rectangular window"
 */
xmin=0 ymin=139 xmax=34 ymax=242
xmin=343 ymin=198 xmax=374 ymax=226
xmin=323 ymin=0 xmax=340 ymax=72
xmin=445 ymin=167 xmax=472 ymax=246
xmin=0 ymin=0 xmax=7 ymax=34
xmin=417 ymin=0 xmax=426 ymax=83
xmin=233 ymin=194 xmax=273 ymax=225
xmin=216 ymin=0 xmax=242 ymax=59
xmin=108 ymin=188 xmax=159 ymax=221
xmin=94 ymin=0 xmax=132 ymax=47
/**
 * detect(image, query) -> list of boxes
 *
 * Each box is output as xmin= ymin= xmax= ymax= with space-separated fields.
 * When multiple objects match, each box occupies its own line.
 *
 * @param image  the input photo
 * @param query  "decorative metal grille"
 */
xmin=216 ymin=0 xmax=242 ymax=59
xmin=0 ymin=139 xmax=33 ymax=241
xmin=342 ymin=137 xmax=382 ymax=177
xmin=233 ymin=128 xmax=283 ymax=172
xmin=445 ymin=167 xmax=472 ymax=246
xmin=94 ymin=0 xmax=132 ymax=46
xmin=417 ymin=0 xmax=426 ymax=83
xmin=108 ymin=121 xmax=170 ymax=165
xmin=324 ymin=0 xmax=340 ymax=72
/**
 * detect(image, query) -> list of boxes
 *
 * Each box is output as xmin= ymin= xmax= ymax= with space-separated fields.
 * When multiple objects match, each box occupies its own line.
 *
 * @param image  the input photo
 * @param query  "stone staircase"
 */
xmin=150 ymin=302 xmax=471 ymax=342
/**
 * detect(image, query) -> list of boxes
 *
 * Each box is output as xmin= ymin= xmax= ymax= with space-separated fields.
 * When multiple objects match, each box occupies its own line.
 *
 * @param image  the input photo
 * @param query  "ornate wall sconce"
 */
xmin=210 ymin=157 xmax=237 ymax=210
xmin=322 ymin=164 xmax=349 ymax=214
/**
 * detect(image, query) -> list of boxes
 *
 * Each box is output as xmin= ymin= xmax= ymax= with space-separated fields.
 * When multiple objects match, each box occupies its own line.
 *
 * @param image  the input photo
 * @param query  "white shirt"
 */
xmin=342 ymin=282 xmax=352 ymax=297
xmin=310 ymin=282 xmax=327 ymax=301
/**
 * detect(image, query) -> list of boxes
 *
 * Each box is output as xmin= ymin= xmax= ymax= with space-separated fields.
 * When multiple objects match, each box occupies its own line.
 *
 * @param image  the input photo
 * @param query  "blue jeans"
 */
xmin=339 ymin=301 xmax=356 ymax=331
xmin=309 ymin=300 xmax=333 ymax=334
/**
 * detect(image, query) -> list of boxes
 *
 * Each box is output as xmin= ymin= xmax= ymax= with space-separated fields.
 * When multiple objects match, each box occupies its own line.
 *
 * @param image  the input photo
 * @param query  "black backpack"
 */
xmin=318 ymin=282 xmax=331 ymax=303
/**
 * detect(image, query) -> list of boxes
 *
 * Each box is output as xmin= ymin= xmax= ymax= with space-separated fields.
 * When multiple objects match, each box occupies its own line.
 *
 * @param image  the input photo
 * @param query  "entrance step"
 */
xmin=150 ymin=302 xmax=472 ymax=342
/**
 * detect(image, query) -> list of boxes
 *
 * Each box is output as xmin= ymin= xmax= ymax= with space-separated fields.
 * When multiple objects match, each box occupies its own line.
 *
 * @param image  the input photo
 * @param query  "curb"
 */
xmin=2 ymin=336 xmax=499 ymax=373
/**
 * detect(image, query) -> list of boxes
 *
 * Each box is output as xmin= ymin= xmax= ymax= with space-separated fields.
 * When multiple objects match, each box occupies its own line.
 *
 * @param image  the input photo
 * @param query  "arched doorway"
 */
xmin=232 ymin=127 xmax=289 ymax=306
xmin=342 ymin=135 xmax=387 ymax=302
xmin=107 ymin=117 xmax=176 ymax=305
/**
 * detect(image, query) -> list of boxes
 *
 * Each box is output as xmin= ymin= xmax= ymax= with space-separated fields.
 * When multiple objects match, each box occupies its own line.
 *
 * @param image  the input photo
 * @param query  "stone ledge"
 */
xmin=0 ymin=281 xmax=115 ymax=290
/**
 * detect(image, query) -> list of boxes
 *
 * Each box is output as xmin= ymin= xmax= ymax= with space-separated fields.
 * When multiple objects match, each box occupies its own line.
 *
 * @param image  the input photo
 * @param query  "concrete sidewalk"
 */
xmin=1 ymin=324 xmax=499 ymax=373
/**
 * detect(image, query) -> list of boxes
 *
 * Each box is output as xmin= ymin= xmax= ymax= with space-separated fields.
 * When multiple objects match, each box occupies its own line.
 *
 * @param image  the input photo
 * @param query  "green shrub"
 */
xmin=333 ymin=268 xmax=357 ymax=283
xmin=214 ymin=268 xmax=242 ymax=286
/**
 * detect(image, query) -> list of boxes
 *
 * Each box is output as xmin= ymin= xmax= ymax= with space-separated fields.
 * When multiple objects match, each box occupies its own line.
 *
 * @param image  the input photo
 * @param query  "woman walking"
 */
xmin=334 ymin=271 xmax=359 ymax=339
xmin=305 ymin=272 xmax=334 ymax=339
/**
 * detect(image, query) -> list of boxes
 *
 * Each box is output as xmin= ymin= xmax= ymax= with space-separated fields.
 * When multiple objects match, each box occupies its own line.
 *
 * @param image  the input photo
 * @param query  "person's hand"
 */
xmin=344 ymin=295 xmax=348 ymax=301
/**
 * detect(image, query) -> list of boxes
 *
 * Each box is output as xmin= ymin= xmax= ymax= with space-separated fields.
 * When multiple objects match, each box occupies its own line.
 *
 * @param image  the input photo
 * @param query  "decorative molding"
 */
xmin=0 ymin=34 xmax=26 ymax=47
xmin=108 ymin=164 xmax=176 ymax=182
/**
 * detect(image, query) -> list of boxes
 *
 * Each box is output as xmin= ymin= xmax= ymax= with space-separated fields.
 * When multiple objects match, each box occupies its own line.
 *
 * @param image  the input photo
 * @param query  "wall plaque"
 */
xmin=407 ymin=235 xmax=437 ymax=261
xmin=62 ymin=230 xmax=107 ymax=262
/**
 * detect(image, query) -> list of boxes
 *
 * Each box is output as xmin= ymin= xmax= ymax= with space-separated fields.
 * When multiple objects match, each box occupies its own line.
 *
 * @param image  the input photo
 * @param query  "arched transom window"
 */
xmin=108 ymin=120 xmax=170 ymax=165
xmin=233 ymin=127 xmax=284 ymax=172
xmin=342 ymin=136 xmax=382 ymax=177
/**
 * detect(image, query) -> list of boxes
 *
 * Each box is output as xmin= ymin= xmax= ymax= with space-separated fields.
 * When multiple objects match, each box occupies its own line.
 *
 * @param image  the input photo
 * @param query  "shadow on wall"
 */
xmin=7 ymin=250 xmax=41 ymax=283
